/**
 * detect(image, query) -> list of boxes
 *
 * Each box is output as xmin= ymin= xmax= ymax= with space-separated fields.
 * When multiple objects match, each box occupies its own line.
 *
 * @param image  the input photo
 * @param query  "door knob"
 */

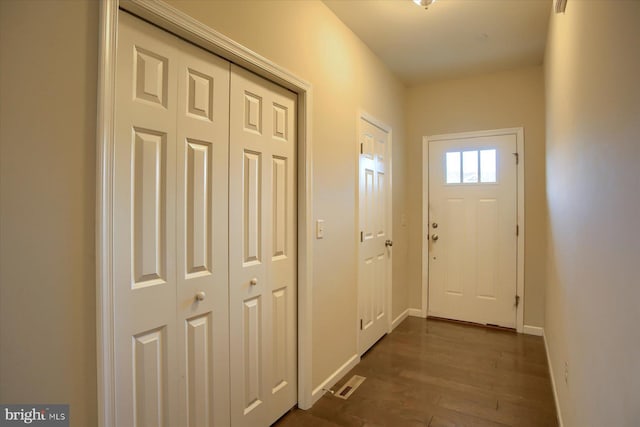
xmin=385 ymin=240 xmax=393 ymax=247
xmin=195 ymin=291 xmax=206 ymax=302
xmin=431 ymin=234 xmax=439 ymax=241
xmin=250 ymin=277 xmax=258 ymax=286
xmin=432 ymin=222 xmax=438 ymax=229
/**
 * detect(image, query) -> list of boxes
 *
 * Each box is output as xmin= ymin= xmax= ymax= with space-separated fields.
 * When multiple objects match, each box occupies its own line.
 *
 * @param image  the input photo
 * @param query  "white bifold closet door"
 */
xmin=113 ymin=11 xmax=296 ymax=427
xmin=229 ymin=65 xmax=297 ymax=427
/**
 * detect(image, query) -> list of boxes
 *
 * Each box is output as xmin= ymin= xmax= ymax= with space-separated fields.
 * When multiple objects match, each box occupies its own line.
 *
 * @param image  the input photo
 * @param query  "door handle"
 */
xmin=385 ymin=240 xmax=393 ymax=247
xmin=431 ymin=234 xmax=439 ymax=241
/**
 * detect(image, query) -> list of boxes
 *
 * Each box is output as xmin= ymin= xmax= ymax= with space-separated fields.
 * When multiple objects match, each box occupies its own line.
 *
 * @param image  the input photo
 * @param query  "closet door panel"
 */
xmin=114 ymin=12 xmax=179 ymax=427
xmin=229 ymin=64 xmax=297 ymax=427
xmin=115 ymin=11 xmax=231 ymax=427
xmin=175 ymin=37 xmax=231 ymax=427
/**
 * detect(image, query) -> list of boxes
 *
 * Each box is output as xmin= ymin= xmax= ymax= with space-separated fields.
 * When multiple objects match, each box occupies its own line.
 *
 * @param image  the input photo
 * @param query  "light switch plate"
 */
xmin=316 ymin=219 xmax=325 ymax=239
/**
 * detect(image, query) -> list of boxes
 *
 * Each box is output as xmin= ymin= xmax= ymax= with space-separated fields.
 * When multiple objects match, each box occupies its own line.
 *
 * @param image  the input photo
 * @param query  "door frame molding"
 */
xmin=421 ymin=127 xmax=525 ymax=332
xmin=356 ymin=110 xmax=393 ymax=355
xmin=96 ymin=1 xmax=314 ymax=425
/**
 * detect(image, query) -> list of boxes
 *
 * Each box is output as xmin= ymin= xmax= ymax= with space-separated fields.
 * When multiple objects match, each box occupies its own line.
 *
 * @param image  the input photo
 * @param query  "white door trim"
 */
xmin=421 ymin=127 xmax=525 ymax=332
xmin=356 ymin=110 xmax=393 ymax=354
xmin=96 ymin=1 xmax=315 ymax=425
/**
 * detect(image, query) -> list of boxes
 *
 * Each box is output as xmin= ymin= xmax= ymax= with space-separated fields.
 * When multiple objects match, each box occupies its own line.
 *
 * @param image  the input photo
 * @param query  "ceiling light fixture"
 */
xmin=412 ymin=0 xmax=436 ymax=10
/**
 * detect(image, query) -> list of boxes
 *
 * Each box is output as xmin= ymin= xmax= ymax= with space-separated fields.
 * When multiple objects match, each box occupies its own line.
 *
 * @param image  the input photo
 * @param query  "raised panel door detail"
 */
xmin=271 ymin=288 xmax=287 ymax=394
xmin=375 ymin=139 xmax=385 ymax=171
xmin=187 ymin=68 xmax=213 ymax=121
xmin=133 ymin=128 xmax=166 ymax=287
xmin=134 ymin=327 xmax=168 ymax=427
xmin=363 ymin=134 xmax=374 ymax=160
xmin=243 ymin=151 xmax=262 ymax=265
xmin=364 ymin=168 xmax=375 ymax=240
xmin=476 ymin=199 xmax=498 ymax=299
xmin=134 ymin=46 xmax=168 ymax=108
xmin=244 ymin=92 xmax=262 ymax=135
xmin=272 ymin=103 xmax=288 ymax=141
xmin=445 ymin=199 xmax=464 ymax=295
xmin=375 ymin=253 xmax=386 ymax=319
xmin=243 ymin=297 xmax=262 ymax=415
xmin=272 ymin=157 xmax=287 ymax=259
xmin=186 ymin=140 xmax=212 ymax=277
xmin=376 ymin=172 xmax=385 ymax=237
xmin=362 ymin=257 xmax=374 ymax=330
xmin=186 ymin=313 xmax=214 ymax=427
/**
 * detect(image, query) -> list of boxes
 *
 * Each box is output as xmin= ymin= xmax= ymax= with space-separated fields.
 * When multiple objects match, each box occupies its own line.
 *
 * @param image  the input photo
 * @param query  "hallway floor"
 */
xmin=274 ymin=317 xmax=558 ymax=426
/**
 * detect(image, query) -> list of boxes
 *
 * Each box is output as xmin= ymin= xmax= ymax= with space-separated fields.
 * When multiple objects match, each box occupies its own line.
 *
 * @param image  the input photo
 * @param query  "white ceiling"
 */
xmin=323 ymin=0 xmax=552 ymax=85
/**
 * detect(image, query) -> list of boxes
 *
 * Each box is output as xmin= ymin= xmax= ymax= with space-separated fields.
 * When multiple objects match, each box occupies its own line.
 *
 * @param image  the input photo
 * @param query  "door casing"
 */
xmin=96 ymin=1 xmax=314 ymax=425
xmin=421 ymin=128 xmax=525 ymax=332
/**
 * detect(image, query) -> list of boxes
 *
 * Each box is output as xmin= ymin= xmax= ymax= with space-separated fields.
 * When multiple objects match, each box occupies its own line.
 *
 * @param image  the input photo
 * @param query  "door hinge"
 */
xmin=360 ymin=231 xmax=364 ymax=242
xmin=515 ymin=295 xmax=521 ymax=307
xmin=513 ymin=152 xmax=519 ymax=165
xmin=360 ymin=143 xmax=363 ymax=154
xmin=360 ymin=319 xmax=363 ymax=330
xmin=516 ymin=225 xmax=519 ymax=236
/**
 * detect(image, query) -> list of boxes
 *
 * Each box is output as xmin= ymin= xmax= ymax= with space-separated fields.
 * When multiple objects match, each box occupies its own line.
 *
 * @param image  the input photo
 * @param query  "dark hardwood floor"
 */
xmin=274 ymin=317 xmax=558 ymax=426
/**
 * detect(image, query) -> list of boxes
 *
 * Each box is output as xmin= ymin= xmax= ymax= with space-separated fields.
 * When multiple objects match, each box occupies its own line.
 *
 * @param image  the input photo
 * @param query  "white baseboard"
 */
xmin=310 ymin=353 xmax=360 ymax=405
xmin=523 ymin=325 xmax=544 ymax=336
xmin=391 ymin=309 xmax=409 ymax=330
xmin=543 ymin=329 xmax=564 ymax=427
xmin=408 ymin=308 xmax=426 ymax=318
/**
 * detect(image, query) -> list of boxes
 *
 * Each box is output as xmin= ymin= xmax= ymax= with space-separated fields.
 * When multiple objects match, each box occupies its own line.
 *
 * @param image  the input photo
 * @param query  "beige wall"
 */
xmin=405 ymin=66 xmax=547 ymax=326
xmin=0 ymin=0 xmax=408 ymax=419
xmin=163 ymin=0 xmax=408 ymax=389
xmin=544 ymin=1 xmax=640 ymax=425
xmin=0 ymin=1 xmax=99 ymax=425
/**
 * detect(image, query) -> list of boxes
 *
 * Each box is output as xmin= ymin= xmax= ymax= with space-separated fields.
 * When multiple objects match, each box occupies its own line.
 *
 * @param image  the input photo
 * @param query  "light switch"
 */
xmin=316 ymin=219 xmax=325 ymax=239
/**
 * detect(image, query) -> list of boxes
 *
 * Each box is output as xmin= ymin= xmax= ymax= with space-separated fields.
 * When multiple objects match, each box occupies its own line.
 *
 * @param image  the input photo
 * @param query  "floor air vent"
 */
xmin=334 ymin=375 xmax=366 ymax=400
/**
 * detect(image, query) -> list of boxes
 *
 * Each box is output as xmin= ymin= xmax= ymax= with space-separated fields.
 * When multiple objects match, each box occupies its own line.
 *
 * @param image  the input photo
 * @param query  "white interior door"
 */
xmin=428 ymin=134 xmax=517 ymax=328
xmin=114 ymin=11 xmax=230 ymax=427
xmin=358 ymin=116 xmax=392 ymax=355
xmin=229 ymin=64 xmax=297 ymax=427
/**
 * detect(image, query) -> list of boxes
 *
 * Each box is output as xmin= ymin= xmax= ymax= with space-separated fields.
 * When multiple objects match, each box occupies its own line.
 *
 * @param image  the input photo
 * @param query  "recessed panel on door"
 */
xmin=133 ymin=327 xmax=168 ymax=427
xmin=243 ymin=296 xmax=263 ymax=415
xmin=185 ymin=140 xmax=212 ymax=276
xmin=185 ymin=313 xmax=213 ymax=427
xmin=132 ymin=128 xmax=167 ymax=287
xmin=243 ymin=151 xmax=262 ymax=265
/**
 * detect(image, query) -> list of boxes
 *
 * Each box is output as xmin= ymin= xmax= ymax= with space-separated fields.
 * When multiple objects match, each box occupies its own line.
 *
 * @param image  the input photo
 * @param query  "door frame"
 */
xmin=356 ymin=110 xmax=393 ymax=355
xmin=96 ymin=1 xmax=315 ymax=425
xmin=421 ymin=127 xmax=525 ymax=332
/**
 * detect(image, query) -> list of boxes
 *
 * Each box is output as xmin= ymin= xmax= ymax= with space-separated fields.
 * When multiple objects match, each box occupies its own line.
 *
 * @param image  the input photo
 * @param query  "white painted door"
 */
xmin=428 ymin=134 xmax=517 ymax=328
xmin=358 ymin=116 xmax=391 ymax=355
xmin=114 ymin=11 xmax=230 ymax=427
xmin=229 ymin=65 xmax=297 ymax=426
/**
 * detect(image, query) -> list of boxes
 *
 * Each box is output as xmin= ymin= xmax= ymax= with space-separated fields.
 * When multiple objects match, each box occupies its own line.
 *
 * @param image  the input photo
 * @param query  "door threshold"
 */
xmin=427 ymin=316 xmax=516 ymax=333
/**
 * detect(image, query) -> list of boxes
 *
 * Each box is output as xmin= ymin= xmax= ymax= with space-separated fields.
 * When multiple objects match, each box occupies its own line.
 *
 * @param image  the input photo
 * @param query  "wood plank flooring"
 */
xmin=274 ymin=317 xmax=558 ymax=426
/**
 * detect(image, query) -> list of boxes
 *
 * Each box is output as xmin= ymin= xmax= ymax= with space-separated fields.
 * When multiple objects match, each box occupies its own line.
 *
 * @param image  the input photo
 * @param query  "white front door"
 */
xmin=229 ymin=65 xmax=298 ymax=427
xmin=114 ymin=11 xmax=230 ymax=427
xmin=358 ymin=115 xmax=392 ymax=355
xmin=428 ymin=133 xmax=518 ymax=328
